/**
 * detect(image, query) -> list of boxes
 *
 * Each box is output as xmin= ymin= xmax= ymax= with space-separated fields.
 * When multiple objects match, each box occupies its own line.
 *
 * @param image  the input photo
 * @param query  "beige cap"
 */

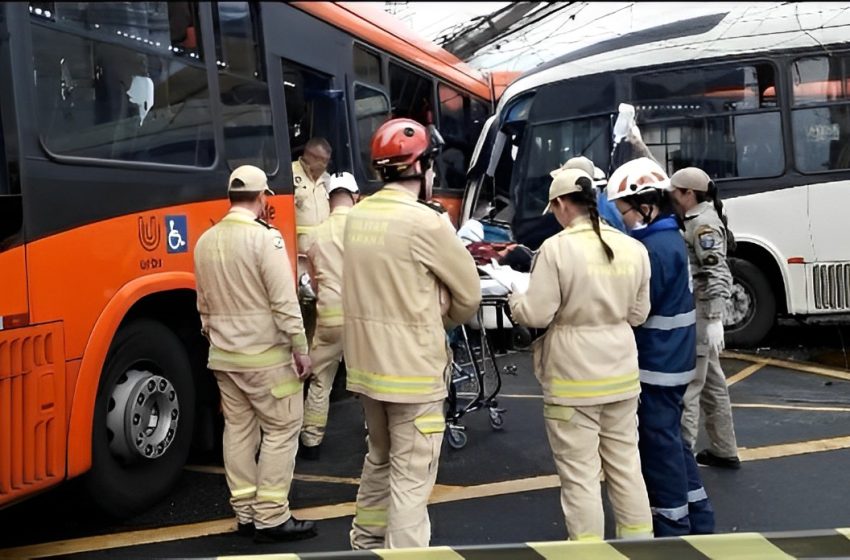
xmin=228 ymin=165 xmax=274 ymax=195
xmin=543 ymin=168 xmax=591 ymax=214
xmin=550 ymin=156 xmax=594 ymax=178
xmin=670 ymin=167 xmax=711 ymax=192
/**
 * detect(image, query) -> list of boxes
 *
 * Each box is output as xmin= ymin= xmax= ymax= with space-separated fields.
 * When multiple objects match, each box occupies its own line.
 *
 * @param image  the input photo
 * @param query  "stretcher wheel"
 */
xmin=489 ymin=410 xmax=504 ymax=431
xmin=446 ymin=427 xmax=468 ymax=449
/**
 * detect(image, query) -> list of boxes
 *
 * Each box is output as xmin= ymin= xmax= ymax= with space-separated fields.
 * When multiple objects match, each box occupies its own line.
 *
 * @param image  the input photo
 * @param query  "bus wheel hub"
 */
xmin=107 ymin=369 xmax=180 ymax=462
xmin=725 ymin=282 xmax=752 ymax=329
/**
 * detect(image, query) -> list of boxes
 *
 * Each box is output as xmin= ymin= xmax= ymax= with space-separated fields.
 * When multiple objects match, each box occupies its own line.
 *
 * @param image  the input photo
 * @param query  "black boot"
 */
xmin=254 ymin=517 xmax=317 ymax=543
xmin=236 ymin=522 xmax=254 ymax=537
xmin=298 ymin=444 xmax=321 ymax=461
xmin=696 ymin=449 xmax=741 ymax=470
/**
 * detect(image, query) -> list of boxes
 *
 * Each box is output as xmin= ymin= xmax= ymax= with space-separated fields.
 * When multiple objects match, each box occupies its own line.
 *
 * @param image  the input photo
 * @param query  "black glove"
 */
xmin=500 ymin=244 xmax=535 ymax=273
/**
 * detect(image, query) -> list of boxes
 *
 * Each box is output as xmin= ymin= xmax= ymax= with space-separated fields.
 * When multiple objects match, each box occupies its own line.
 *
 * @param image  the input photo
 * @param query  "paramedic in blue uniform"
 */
xmin=608 ymin=158 xmax=715 ymax=536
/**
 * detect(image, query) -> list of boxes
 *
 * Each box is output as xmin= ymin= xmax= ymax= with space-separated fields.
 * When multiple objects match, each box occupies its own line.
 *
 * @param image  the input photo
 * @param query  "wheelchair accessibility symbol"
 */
xmin=165 ymin=215 xmax=188 ymax=253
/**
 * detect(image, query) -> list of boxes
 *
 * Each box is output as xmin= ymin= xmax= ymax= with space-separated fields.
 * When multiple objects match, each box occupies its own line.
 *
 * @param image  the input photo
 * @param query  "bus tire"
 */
xmin=724 ymin=257 xmax=776 ymax=348
xmin=86 ymin=319 xmax=195 ymax=517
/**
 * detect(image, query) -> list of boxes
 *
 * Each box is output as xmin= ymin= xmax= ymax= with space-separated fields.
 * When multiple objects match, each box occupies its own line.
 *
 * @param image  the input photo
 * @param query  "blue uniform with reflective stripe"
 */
xmin=631 ymin=216 xmax=696 ymax=387
xmin=630 ymin=214 xmax=714 ymax=537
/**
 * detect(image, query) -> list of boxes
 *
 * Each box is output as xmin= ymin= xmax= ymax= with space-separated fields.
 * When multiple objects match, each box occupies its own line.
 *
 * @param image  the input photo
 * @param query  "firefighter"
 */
xmin=509 ymin=167 xmax=654 ymax=542
xmin=343 ymin=118 xmax=480 ymax=549
xmin=669 ymin=167 xmax=741 ymax=469
xmin=299 ymin=171 xmax=360 ymax=460
xmin=193 ymin=165 xmax=316 ymax=542
xmin=608 ymin=158 xmax=715 ymax=536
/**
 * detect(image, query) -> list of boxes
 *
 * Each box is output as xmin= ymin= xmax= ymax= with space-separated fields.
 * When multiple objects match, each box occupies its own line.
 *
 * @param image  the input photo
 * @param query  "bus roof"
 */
xmin=499 ymin=2 xmax=850 ymax=111
xmin=290 ymin=2 xmax=492 ymax=101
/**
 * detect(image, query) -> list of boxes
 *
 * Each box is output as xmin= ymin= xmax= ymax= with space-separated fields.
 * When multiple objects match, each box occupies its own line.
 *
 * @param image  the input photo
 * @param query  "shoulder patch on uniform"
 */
xmin=254 ymin=218 xmax=273 ymax=230
xmin=294 ymin=175 xmax=302 ymax=185
xmin=703 ymin=254 xmax=719 ymax=266
xmin=272 ymin=236 xmax=284 ymax=249
xmin=698 ymin=231 xmax=718 ymax=250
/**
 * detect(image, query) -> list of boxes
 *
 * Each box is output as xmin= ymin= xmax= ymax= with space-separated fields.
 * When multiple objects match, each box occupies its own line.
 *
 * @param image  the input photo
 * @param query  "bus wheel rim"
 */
xmin=106 ymin=369 xmax=180 ymax=462
xmin=725 ymin=281 xmax=754 ymax=329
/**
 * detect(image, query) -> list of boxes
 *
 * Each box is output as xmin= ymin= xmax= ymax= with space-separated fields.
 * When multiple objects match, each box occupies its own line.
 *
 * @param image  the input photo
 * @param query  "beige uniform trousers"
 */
xmin=681 ymin=316 xmax=739 ymax=458
xmin=214 ymin=368 xmax=303 ymax=529
xmin=301 ymin=325 xmax=344 ymax=447
xmin=544 ymin=397 xmax=653 ymax=541
xmin=350 ymin=396 xmax=444 ymax=550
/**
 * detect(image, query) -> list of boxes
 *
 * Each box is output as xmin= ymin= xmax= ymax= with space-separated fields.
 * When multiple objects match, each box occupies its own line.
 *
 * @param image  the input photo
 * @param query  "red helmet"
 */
xmin=371 ymin=118 xmax=443 ymax=180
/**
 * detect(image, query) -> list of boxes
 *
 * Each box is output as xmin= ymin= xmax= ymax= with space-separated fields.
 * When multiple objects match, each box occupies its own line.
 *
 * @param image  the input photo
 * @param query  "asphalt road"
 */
xmin=2 ymin=327 xmax=850 ymax=559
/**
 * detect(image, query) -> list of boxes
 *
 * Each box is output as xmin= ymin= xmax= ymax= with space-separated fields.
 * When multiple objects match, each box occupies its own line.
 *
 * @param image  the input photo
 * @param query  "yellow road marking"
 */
xmin=733 ymin=403 xmax=850 ymax=413
xmin=723 ymin=351 xmax=850 ymax=382
xmin=726 ymin=363 xmax=765 ymax=386
xmin=740 ymin=435 xmax=850 ymax=461
xmin=185 ymin=465 xmax=361 ymax=485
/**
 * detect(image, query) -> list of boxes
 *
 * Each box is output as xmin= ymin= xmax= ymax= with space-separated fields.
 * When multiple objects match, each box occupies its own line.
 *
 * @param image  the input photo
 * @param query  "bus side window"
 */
xmin=437 ymin=84 xmax=467 ymax=190
xmin=354 ymin=44 xmax=382 ymax=85
xmin=29 ymin=1 xmax=215 ymax=166
xmin=389 ymin=62 xmax=433 ymax=126
xmin=790 ymin=55 xmax=850 ymax=173
xmin=214 ymin=1 xmax=276 ymax=172
xmin=633 ymin=62 xmax=783 ymax=179
xmin=353 ymin=83 xmax=390 ymax=181
xmin=282 ymin=61 xmax=349 ymax=173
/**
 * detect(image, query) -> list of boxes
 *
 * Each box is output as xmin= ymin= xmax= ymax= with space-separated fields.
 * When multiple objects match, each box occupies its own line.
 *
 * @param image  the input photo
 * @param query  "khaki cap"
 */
xmin=551 ymin=156 xmax=595 ymax=178
xmin=670 ymin=167 xmax=711 ymax=192
xmin=228 ymin=165 xmax=274 ymax=195
xmin=543 ymin=168 xmax=591 ymax=214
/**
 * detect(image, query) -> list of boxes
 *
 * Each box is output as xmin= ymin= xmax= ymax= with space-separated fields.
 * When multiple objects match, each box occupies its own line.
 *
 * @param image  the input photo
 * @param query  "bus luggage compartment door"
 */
xmin=0 ymin=322 xmax=66 ymax=506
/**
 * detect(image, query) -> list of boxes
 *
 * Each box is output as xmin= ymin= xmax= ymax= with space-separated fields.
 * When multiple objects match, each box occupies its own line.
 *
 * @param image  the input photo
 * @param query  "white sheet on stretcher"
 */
xmin=466 ymin=263 xmax=530 ymax=330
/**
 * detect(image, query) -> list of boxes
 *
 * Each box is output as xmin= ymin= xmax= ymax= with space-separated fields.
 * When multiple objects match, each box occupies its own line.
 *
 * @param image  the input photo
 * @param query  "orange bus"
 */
xmin=0 ymin=1 xmax=491 ymax=515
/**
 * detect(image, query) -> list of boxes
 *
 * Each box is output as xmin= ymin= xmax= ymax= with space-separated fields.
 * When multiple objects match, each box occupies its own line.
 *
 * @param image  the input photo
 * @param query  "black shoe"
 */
xmin=696 ymin=449 xmax=741 ymax=470
xmin=298 ymin=444 xmax=321 ymax=461
xmin=236 ymin=522 xmax=254 ymax=537
xmin=254 ymin=517 xmax=317 ymax=543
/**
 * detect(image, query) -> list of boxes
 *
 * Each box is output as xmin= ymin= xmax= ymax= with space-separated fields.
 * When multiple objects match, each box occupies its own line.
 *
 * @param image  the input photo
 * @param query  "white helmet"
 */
xmin=607 ymin=157 xmax=670 ymax=202
xmin=327 ymin=171 xmax=359 ymax=195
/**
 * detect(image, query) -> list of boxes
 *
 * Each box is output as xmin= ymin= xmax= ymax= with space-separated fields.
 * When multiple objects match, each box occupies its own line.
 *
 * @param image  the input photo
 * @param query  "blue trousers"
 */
xmin=638 ymin=383 xmax=715 ymax=536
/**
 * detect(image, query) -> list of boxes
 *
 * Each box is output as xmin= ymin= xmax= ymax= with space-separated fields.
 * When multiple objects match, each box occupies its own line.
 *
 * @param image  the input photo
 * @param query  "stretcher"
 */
xmin=444 ymin=268 xmax=528 ymax=450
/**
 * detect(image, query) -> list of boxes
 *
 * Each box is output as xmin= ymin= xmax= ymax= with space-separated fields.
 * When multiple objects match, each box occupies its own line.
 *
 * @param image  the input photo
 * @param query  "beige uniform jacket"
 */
xmin=683 ymin=201 xmax=733 ymax=321
xmin=194 ymin=208 xmax=308 ymax=380
xmin=307 ymin=206 xmax=349 ymax=328
xmin=293 ymin=159 xmax=330 ymax=254
xmin=342 ymin=185 xmax=481 ymax=404
xmin=509 ymin=217 xmax=651 ymax=407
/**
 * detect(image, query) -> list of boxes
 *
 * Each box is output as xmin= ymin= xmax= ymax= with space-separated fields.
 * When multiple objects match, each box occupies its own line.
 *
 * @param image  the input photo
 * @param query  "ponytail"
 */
xmin=700 ymin=182 xmax=737 ymax=253
xmin=564 ymin=177 xmax=614 ymax=262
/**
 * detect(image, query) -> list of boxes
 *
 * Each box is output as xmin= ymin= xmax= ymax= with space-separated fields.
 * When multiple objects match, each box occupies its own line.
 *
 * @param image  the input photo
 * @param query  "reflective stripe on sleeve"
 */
xmin=642 ymin=310 xmax=696 ymax=330
xmin=550 ymin=372 xmax=640 ymax=399
xmin=303 ymin=411 xmax=328 ymax=427
xmin=639 ymin=368 xmax=697 ymax=386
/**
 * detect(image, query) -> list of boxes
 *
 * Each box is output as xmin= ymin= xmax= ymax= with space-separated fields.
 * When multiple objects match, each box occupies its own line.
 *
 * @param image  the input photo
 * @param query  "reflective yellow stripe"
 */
xmin=221 ymin=213 xmax=257 ymax=226
xmin=209 ymin=345 xmax=288 ymax=369
xmin=684 ymin=533 xmax=793 ymax=559
xmin=256 ymin=489 xmax=288 ymax=503
xmin=575 ymin=534 xmax=604 ymax=542
xmin=292 ymin=332 xmax=308 ymax=354
xmin=317 ymin=307 xmax=343 ymax=319
xmin=348 ymin=368 xmax=439 ymax=395
xmin=355 ymin=506 xmax=388 ymax=527
xmin=231 ymin=485 xmax=257 ymax=498
xmin=616 ymin=523 xmax=654 ymax=539
xmin=296 ymin=225 xmax=317 ymax=234
xmin=550 ymin=372 xmax=640 ymax=399
xmin=271 ymin=379 xmax=303 ymax=398
xmin=414 ymin=413 xmax=446 ymax=434
xmin=303 ymin=411 xmax=327 ymax=427
xmin=543 ymin=403 xmax=576 ymax=422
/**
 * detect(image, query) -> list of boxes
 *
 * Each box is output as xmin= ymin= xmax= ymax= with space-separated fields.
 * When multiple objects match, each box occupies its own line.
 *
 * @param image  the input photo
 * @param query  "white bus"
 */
xmin=462 ymin=3 xmax=850 ymax=348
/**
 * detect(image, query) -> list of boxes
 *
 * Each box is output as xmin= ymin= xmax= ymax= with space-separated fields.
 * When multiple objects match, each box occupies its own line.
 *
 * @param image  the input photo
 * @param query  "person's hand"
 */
xmin=706 ymin=319 xmax=725 ymax=354
xmin=293 ymin=352 xmax=312 ymax=380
